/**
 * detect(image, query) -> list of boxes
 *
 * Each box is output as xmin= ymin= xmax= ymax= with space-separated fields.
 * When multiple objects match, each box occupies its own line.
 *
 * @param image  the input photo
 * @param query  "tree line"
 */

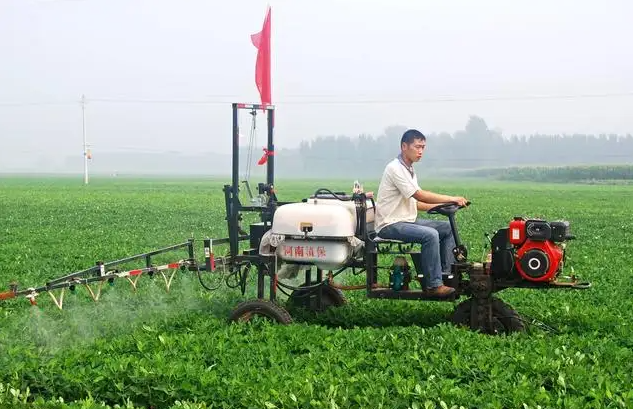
xmin=275 ymin=116 xmax=633 ymax=179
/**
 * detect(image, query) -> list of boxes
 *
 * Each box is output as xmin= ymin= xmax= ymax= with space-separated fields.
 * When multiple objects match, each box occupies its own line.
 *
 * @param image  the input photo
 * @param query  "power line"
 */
xmin=89 ymin=92 xmax=633 ymax=105
xmin=0 ymin=101 xmax=77 ymax=107
xmin=1 ymin=91 xmax=632 ymax=107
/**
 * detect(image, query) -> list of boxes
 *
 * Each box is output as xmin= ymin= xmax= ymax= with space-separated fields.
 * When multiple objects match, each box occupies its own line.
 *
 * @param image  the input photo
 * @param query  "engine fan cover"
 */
xmin=515 ymin=240 xmax=563 ymax=282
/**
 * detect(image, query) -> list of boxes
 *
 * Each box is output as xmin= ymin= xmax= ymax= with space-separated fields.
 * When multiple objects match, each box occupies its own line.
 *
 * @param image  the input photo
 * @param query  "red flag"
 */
xmin=257 ymin=147 xmax=274 ymax=165
xmin=251 ymin=7 xmax=272 ymax=107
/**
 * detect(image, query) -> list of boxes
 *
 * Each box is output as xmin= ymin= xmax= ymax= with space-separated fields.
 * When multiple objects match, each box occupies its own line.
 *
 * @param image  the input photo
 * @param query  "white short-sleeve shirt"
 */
xmin=374 ymin=158 xmax=420 ymax=233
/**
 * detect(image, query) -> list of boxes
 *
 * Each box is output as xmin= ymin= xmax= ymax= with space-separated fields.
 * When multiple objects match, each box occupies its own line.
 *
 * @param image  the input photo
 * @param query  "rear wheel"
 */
xmin=451 ymin=297 xmax=525 ymax=334
xmin=287 ymin=283 xmax=347 ymax=312
xmin=229 ymin=299 xmax=293 ymax=324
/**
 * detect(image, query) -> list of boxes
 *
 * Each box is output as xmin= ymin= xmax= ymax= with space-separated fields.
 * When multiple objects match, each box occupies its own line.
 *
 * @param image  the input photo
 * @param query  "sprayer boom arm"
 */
xmin=0 ymin=239 xmax=200 ymax=309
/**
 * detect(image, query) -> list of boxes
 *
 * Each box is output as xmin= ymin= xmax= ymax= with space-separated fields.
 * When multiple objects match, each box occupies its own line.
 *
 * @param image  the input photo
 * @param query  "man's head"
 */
xmin=400 ymin=129 xmax=426 ymax=163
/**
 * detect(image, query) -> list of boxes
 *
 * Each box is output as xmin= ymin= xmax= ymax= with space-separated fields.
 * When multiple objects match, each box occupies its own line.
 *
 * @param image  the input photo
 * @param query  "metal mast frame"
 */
xmin=218 ymin=103 xmax=278 ymax=299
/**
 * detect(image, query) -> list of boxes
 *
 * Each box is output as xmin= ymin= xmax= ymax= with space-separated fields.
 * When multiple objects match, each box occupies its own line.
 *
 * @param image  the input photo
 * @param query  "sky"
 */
xmin=0 ymin=0 xmax=632 ymax=171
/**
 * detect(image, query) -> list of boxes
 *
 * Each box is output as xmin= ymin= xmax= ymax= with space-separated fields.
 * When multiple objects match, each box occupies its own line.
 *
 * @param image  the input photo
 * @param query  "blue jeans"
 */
xmin=377 ymin=219 xmax=456 ymax=288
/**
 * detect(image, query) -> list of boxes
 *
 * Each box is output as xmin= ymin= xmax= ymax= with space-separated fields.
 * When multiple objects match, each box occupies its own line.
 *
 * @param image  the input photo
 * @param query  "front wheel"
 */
xmin=451 ymin=297 xmax=525 ymax=334
xmin=229 ymin=299 xmax=293 ymax=324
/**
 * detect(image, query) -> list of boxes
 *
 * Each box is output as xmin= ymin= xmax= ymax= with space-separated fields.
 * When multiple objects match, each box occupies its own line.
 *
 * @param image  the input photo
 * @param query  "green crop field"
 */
xmin=0 ymin=176 xmax=632 ymax=409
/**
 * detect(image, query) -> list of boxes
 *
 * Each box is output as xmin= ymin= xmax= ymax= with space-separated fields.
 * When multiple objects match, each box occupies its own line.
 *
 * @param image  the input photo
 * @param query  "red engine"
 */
xmin=490 ymin=217 xmax=573 ymax=282
xmin=514 ymin=238 xmax=564 ymax=282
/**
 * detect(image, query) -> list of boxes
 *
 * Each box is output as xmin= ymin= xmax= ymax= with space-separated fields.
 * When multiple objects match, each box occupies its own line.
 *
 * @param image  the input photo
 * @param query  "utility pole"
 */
xmin=81 ymin=94 xmax=88 ymax=184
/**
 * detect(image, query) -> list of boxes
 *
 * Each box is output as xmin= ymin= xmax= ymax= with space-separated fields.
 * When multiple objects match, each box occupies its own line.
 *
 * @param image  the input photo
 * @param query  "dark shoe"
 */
xmin=424 ymin=285 xmax=456 ymax=297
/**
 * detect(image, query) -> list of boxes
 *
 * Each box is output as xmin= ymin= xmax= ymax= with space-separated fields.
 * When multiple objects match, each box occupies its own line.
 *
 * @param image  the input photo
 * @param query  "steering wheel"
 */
xmin=426 ymin=201 xmax=471 ymax=216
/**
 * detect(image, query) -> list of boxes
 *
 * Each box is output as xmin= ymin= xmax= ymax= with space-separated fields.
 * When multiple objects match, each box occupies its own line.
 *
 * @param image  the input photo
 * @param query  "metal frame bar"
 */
xmin=225 ymin=103 xmax=277 ymax=301
xmin=46 ymin=240 xmax=195 ymax=286
xmin=3 ymin=240 xmax=197 ymax=303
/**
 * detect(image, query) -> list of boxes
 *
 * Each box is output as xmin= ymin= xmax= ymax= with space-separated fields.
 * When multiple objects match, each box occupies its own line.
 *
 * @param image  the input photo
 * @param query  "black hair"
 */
xmin=400 ymin=129 xmax=426 ymax=146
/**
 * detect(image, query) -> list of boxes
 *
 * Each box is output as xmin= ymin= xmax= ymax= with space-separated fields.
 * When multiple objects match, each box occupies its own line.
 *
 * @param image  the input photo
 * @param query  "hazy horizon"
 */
xmin=1 ymin=0 xmax=632 ymax=173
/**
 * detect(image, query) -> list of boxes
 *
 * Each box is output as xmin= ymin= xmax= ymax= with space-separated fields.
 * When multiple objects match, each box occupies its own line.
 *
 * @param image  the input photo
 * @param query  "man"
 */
xmin=374 ymin=129 xmax=468 ymax=297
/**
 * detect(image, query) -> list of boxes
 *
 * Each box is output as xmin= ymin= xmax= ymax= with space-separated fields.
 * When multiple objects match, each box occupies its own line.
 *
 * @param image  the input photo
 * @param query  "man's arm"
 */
xmin=386 ymin=164 xmax=468 ymax=206
xmin=413 ymin=189 xmax=466 ymax=209
xmin=416 ymin=201 xmax=436 ymax=211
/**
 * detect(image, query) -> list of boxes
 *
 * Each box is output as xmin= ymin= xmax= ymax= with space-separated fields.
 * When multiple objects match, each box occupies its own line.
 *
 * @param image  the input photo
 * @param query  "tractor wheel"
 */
xmin=451 ymin=297 xmax=525 ymax=335
xmin=229 ymin=299 xmax=293 ymax=324
xmin=287 ymin=283 xmax=347 ymax=313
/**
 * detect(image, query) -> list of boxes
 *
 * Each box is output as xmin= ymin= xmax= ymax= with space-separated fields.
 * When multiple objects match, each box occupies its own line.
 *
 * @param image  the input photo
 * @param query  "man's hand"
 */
xmin=450 ymin=196 xmax=469 ymax=207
